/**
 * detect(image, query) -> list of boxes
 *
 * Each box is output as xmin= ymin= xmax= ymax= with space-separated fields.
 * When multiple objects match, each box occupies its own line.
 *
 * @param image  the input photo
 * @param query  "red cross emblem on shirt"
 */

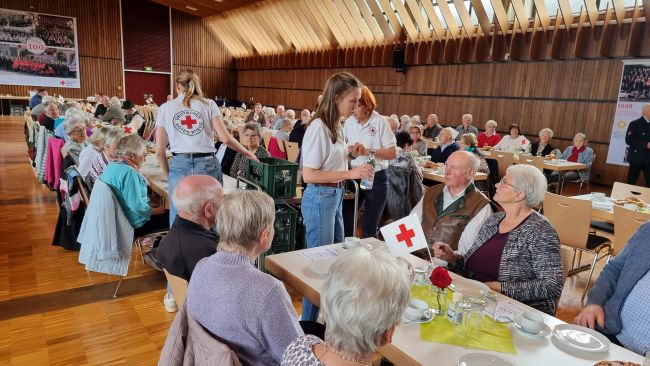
xmin=124 ymin=126 xmax=132 ymax=134
xmin=59 ymin=80 xmax=65 ymax=85
xmin=395 ymin=224 xmax=416 ymax=247
xmin=181 ymin=115 xmax=198 ymax=129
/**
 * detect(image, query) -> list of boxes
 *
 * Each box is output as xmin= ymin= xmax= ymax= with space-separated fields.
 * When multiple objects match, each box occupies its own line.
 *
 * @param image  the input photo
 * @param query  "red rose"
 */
xmin=429 ymin=267 xmax=452 ymax=289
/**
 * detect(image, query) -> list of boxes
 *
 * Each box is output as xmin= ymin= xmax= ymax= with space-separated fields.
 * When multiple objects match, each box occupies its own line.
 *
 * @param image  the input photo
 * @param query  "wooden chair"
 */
xmin=284 ymin=141 xmax=299 ymax=163
xmin=425 ymin=138 xmax=438 ymax=149
xmin=518 ymin=155 xmax=545 ymax=172
xmin=610 ymin=181 xmax=650 ymax=202
xmin=542 ymin=192 xmax=612 ymax=301
xmin=612 ymin=205 xmax=650 ymax=256
xmin=566 ymin=154 xmax=595 ymax=195
xmin=491 ymin=151 xmax=514 ymax=179
xmin=263 ymin=131 xmax=272 ymax=149
xmin=560 ymin=246 xmax=574 ymax=280
xmin=76 ymin=175 xmax=90 ymax=207
xmin=164 ymin=269 xmax=188 ymax=309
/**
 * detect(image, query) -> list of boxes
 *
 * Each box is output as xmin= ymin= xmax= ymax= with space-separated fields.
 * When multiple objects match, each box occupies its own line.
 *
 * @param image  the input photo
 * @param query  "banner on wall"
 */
xmin=0 ymin=8 xmax=79 ymax=88
xmin=607 ymin=60 xmax=650 ymax=165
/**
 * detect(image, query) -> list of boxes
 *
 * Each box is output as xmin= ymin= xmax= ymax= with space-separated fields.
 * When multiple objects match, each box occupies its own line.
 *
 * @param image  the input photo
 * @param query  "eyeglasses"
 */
xmin=499 ymin=177 xmax=520 ymax=191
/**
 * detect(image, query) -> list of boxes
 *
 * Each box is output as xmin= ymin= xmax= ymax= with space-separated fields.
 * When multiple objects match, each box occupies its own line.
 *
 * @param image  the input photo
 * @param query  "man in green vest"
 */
xmin=411 ymin=151 xmax=492 ymax=256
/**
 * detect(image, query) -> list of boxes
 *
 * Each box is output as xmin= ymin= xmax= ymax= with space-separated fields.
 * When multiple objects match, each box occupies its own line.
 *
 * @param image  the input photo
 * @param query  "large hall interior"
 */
xmin=0 ymin=0 xmax=649 ymax=365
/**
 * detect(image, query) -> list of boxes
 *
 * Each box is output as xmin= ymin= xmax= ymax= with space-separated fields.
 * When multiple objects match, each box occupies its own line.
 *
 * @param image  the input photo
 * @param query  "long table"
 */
xmin=265 ymin=239 xmax=644 ymax=366
xmin=421 ymin=167 xmax=488 ymax=183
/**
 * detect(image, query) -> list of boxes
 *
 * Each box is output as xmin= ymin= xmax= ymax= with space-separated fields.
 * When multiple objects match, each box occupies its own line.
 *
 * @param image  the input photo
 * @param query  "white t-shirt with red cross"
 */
xmin=155 ymin=95 xmax=221 ymax=153
xmin=344 ymin=111 xmax=396 ymax=171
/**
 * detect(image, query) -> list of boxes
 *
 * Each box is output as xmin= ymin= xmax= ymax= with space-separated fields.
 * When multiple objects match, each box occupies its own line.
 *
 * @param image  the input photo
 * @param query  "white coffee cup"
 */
xmin=404 ymin=299 xmax=429 ymax=321
xmin=343 ymin=237 xmax=361 ymax=249
xmin=517 ymin=311 xmax=544 ymax=333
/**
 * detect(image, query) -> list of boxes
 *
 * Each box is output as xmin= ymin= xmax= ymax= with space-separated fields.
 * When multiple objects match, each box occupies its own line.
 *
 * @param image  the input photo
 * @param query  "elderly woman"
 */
xmin=531 ymin=128 xmax=557 ymax=157
xmin=187 ymin=190 xmax=303 ymax=366
xmin=398 ymin=114 xmax=411 ymax=132
xmin=434 ymin=164 xmax=564 ymax=315
xmin=264 ymin=108 xmax=276 ymax=128
xmin=245 ymin=102 xmax=264 ymax=123
xmin=459 ymin=133 xmax=489 ymax=175
xmin=230 ymin=122 xmax=271 ymax=177
xmin=62 ymin=113 xmax=90 ymax=165
xmin=88 ymin=127 xmax=124 ymax=185
xmin=429 ymin=127 xmax=460 ymax=164
xmin=558 ymin=132 xmax=594 ymax=183
xmin=478 ymin=120 xmax=501 ymax=148
xmin=102 ymin=103 xmax=126 ymax=126
xmin=493 ymin=123 xmax=530 ymax=153
xmin=99 ymin=134 xmax=167 ymax=236
xmin=409 ymin=124 xmax=427 ymax=156
xmin=78 ymin=127 xmax=108 ymax=179
xmin=282 ymin=248 xmax=410 ymax=366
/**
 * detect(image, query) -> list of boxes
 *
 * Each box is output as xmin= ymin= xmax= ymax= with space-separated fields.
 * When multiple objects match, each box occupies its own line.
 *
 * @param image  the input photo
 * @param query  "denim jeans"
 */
xmin=300 ymin=184 xmax=344 ymax=321
xmin=343 ymin=169 xmax=388 ymax=238
xmin=167 ymin=154 xmax=222 ymax=227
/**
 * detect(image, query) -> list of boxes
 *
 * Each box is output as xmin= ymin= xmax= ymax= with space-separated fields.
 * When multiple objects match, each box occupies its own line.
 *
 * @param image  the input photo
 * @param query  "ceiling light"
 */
xmin=185 ymin=5 xmax=198 ymax=11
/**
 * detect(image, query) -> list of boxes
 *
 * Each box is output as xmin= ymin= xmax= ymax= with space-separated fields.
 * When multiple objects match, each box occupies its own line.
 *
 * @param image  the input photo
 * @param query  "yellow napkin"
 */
xmin=410 ymin=285 xmax=516 ymax=354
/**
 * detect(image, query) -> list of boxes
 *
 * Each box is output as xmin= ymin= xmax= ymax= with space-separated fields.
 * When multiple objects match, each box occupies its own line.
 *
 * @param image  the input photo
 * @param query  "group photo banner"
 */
xmin=0 ymin=8 xmax=80 ymax=88
xmin=607 ymin=60 xmax=650 ymax=165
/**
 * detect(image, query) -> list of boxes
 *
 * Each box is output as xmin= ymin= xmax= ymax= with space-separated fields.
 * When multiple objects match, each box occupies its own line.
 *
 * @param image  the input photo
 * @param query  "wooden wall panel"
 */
xmin=236 ymin=60 xmax=628 ymax=185
xmin=174 ymin=65 xmax=236 ymax=100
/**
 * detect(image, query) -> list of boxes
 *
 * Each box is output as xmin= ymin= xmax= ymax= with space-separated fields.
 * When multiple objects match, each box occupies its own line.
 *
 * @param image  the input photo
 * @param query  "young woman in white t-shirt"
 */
xmin=300 ymin=72 xmax=374 ymax=322
xmin=155 ymin=69 xmax=254 ymax=227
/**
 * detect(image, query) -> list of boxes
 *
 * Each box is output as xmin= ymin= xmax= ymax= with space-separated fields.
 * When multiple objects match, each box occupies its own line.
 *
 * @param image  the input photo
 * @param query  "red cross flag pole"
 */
xmin=380 ymin=214 xmax=434 ymax=263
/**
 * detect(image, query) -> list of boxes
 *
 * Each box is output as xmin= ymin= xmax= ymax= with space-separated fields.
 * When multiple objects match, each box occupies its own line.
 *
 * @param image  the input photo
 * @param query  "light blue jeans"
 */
xmin=300 ymin=184 xmax=344 ymax=321
xmin=167 ymin=153 xmax=222 ymax=227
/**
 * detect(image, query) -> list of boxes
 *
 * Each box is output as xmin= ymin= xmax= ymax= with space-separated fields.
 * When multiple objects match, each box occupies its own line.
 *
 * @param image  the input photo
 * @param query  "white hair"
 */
xmin=63 ymin=113 xmax=86 ymax=134
xmin=462 ymin=114 xmax=473 ymax=121
xmin=104 ymin=127 xmax=124 ymax=148
xmin=321 ymin=248 xmax=410 ymax=358
xmin=216 ymin=190 xmax=275 ymax=252
xmin=539 ymin=128 xmax=554 ymax=139
xmin=172 ymin=180 xmax=222 ymax=216
xmin=455 ymin=150 xmax=480 ymax=173
xmin=285 ymin=109 xmax=295 ymax=119
xmin=507 ymin=164 xmax=547 ymax=208
xmin=400 ymin=114 xmax=410 ymax=123
xmin=114 ymin=134 xmax=145 ymax=159
xmin=109 ymin=96 xmax=121 ymax=106
xmin=485 ymin=120 xmax=497 ymax=128
xmin=574 ymin=132 xmax=587 ymax=142
xmin=411 ymin=115 xmax=421 ymax=124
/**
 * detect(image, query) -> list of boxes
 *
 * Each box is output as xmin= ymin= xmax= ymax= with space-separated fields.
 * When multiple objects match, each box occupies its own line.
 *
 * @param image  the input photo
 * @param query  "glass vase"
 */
xmin=430 ymin=286 xmax=447 ymax=316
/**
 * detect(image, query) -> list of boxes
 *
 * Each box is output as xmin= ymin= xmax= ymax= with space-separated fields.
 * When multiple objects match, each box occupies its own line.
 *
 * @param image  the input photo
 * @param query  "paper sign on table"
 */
xmin=298 ymin=247 xmax=339 ymax=262
xmin=494 ymin=299 xmax=527 ymax=322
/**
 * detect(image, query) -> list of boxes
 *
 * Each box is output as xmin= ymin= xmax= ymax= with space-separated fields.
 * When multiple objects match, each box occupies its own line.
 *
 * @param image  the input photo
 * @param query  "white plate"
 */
xmin=458 ymin=353 xmax=514 ymax=366
xmin=512 ymin=317 xmax=551 ymax=337
xmin=307 ymin=258 xmax=336 ymax=277
xmin=449 ymin=279 xmax=490 ymax=296
xmin=552 ymin=324 xmax=611 ymax=353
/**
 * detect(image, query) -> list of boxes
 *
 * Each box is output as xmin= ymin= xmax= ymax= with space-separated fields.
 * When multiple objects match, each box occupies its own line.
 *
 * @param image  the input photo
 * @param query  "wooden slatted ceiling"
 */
xmin=150 ymin=0 xmax=262 ymax=17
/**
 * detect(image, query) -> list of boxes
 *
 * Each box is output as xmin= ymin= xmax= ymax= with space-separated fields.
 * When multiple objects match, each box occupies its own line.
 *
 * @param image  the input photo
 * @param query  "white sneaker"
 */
xmin=164 ymin=293 xmax=178 ymax=313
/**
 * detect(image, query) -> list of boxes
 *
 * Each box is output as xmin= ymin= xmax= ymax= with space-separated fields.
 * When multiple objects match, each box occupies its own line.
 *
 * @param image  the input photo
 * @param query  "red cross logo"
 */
xmin=181 ymin=115 xmax=198 ymax=129
xmin=59 ymin=80 xmax=65 ymax=85
xmin=395 ymin=224 xmax=416 ymax=247
xmin=124 ymin=126 xmax=132 ymax=134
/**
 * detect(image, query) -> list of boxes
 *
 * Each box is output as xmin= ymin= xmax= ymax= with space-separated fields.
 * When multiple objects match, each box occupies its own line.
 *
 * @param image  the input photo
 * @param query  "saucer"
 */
xmin=512 ymin=317 xmax=551 ymax=337
xmin=458 ymin=353 xmax=514 ymax=366
xmin=401 ymin=311 xmax=434 ymax=324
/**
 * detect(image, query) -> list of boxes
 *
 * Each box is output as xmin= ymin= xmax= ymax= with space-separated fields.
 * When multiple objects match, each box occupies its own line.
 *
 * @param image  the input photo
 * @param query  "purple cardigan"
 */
xmin=186 ymin=251 xmax=303 ymax=366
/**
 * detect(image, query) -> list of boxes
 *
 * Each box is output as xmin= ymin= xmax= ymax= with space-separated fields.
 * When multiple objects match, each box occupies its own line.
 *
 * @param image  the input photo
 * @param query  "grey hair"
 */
xmin=456 ymin=150 xmax=480 ymax=173
xmin=172 ymin=179 xmax=222 ymax=216
xmin=63 ymin=113 xmax=86 ymax=134
xmin=281 ymin=118 xmax=293 ymax=129
xmin=440 ymin=126 xmax=455 ymax=136
xmin=574 ymin=132 xmax=587 ymax=142
xmin=321 ymin=248 xmax=410 ymax=358
xmin=243 ymin=122 xmax=262 ymax=137
xmin=216 ymin=190 xmax=275 ymax=252
xmin=104 ymin=127 xmax=125 ymax=148
xmin=264 ymin=108 xmax=275 ymax=117
xmin=462 ymin=113 xmax=473 ymax=121
xmin=114 ymin=134 xmax=146 ymax=159
xmin=285 ymin=109 xmax=295 ymax=119
xmin=539 ymin=128 xmax=554 ymax=139
xmin=400 ymin=114 xmax=410 ymax=123
xmin=411 ymin=115 xmax=421 ymax=124
xmin=60 ymin=102 xmax=81 ymax=116
xmin=485 ymin=120 xmax=497 ymax=128
xmin=109 ymin=96 xmax=121 ymax=106
xmin=89 ymin=127 xmax=108 ymax=147
xmin=507 ymin=164 xmax=547 ymax=208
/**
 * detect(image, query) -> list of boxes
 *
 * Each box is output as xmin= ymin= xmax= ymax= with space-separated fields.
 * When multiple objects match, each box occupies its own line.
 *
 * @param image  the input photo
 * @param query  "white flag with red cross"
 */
xmin=380 ymin=214 xmax=428 ymax=257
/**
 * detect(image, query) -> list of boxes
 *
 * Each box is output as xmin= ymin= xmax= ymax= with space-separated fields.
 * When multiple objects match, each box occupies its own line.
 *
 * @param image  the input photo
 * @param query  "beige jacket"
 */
xmin=159 ymin=304 xmax=242 ymax=366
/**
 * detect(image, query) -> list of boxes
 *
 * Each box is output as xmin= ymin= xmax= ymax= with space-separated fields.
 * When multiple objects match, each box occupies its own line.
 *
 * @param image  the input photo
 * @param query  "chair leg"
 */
xmin=581 ymin=252 xmax=600 ymax=302
xmin=135 ymin=238 xmax=144 ymax=264
xmin=113 ymin=276 xmax=124 ymax=298
xmin=570 ymin=248 xmax=578 ymax=271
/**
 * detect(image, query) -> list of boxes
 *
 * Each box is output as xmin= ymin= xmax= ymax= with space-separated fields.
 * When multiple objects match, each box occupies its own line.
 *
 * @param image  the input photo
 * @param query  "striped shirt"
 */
xmin=616 ymin=269 xmax=650 ymax=355
xmin=88 ymin=152 xmax=110 ymax=185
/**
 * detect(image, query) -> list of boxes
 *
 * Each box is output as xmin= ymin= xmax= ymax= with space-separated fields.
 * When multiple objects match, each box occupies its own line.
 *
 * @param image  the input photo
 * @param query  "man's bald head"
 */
xmin=173 ymin=175 xmax=223 ymax=222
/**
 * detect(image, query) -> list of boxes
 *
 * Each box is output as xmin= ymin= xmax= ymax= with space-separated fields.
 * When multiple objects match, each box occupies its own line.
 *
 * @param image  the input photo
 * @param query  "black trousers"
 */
xmin=343 ymin=170 xmax=388 ymax=239
xmin=134 ymin=213 xmax=170 ymax=238
xmin=627 ymin=163 xmax=650 ymax=187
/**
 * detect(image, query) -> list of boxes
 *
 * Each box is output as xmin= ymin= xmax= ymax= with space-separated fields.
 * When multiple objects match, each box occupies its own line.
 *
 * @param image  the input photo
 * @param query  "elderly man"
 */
xmin=411 ymin=151 xmax=492 ymax=255
xmin=154 ymin=175 xmax=223 ymax=312
xmin=29 ymin=88 xmax=47 ymax=109
xmin=423 ymin=113 xmax=443 ymax=139
xmin=429 ymin=127 xmax=460 ymax=163
xmin=289 ymin=109 xmax=311 ymax=147
xmin=272 ymin=104 xmax=286 ymax=129
xmin=626 ymin=104 xmax=650 ymax=187
xmin=121 ymin=100 xmax=144 ymax=135
xmin=575 ymin=222 xmax=650 ymax=355
xmin=455 ymin=114 xmax=479 ymax=141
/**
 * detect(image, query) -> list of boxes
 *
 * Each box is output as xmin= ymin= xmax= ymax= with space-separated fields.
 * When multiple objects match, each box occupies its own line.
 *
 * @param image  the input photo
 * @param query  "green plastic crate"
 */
xmin=258 ymin=204 xmax=298 ymax=272
xmin=246 ymin=157 xmax=298 ymax=199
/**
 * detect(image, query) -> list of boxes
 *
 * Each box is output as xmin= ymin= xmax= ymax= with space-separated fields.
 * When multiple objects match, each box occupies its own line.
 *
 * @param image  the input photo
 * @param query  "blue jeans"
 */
xmin=168 ymin=154 xmax=223 ymax=227
xmin=300 ymin=184 xmax=344 ymax=321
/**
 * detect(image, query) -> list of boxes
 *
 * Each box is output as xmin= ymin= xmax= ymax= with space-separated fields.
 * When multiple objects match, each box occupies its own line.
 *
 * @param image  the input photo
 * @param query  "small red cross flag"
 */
xmin=380 ymin=214 xmax=428 ymax=257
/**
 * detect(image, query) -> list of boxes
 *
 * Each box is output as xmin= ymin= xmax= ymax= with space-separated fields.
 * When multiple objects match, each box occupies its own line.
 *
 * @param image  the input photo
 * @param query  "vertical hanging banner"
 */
xmin=607 ymin=60 xmax=650 ymax=165
xmin=0 ymin=8 xmax=79 ymax=88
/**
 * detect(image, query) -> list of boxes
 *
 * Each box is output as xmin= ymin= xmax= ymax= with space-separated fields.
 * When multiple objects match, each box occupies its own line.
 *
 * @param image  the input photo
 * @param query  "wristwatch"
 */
xmin=369 ymin=149 xmax=376 ymax=156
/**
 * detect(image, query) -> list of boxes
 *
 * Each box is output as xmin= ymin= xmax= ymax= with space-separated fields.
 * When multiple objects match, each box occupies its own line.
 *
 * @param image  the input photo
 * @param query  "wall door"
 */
xmin=124 ymin=71 xmax=169 ymax=106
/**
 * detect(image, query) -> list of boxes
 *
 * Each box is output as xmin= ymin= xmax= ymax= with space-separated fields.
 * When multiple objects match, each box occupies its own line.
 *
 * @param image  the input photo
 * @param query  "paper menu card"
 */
xmin=298 ymin=247 xmax=340 ymax=262
xmin=494 ymin=299 xmax=527 ymax=322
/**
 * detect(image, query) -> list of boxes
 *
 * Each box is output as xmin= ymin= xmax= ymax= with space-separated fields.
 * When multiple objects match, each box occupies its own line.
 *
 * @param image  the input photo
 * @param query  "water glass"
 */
xmin=482 ymin=292 xmax=499 ymax=330
xmin=451 ymin=300 xmax=473 ymax=341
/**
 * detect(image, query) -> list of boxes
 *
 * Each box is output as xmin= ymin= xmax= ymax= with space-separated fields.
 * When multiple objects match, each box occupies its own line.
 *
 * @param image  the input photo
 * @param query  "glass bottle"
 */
xmin=360 ymin=150 xmax=376 ymax=190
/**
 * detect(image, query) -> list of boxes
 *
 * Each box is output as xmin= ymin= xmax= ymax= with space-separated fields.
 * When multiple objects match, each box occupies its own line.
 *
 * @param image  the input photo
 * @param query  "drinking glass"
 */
xmin=482 ymin=291 xmax=499 ymax=330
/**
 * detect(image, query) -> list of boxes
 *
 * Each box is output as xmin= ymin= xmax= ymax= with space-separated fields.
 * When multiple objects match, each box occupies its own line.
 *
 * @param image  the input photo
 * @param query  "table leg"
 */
xmin=559 ymin=171 xmax=566 ymax=195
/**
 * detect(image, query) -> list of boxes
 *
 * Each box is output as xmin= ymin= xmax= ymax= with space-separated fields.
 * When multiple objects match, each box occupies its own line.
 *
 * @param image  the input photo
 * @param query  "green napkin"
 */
xmin=410 ymin=285 xmax=516 ymax=354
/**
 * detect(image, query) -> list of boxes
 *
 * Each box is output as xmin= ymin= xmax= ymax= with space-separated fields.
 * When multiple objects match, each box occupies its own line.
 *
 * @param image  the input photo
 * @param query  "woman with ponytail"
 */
xmin=155 ymin=69 xmax=255 ymax=226
xmin=300 ymin=72 xmax=374 ymax=322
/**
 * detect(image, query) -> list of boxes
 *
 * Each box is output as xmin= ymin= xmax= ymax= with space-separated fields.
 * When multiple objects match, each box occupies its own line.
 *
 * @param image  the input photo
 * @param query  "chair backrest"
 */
xmin=164 ymin=269 xmax=189 ymax=309
xmin=560 ymin=246 xmax=573 ymax=280
xmin=263 ymin=131 xmax=272 ymax=148
xmin=426 ymin=139 xmax=438 ymax=149
xmin=277 ymin=138 xmax=286 ymax=152
xmin=611 ymin=182 xmax=650 ymax=202
xmin=237 ymin=126 xmax=245 ymax=143
xmin=542 ymin=192 xmax=591 ymax=249
xmin=285 ymin=141 xmax=299 ymax=163
xmin=518 ymin=155 xmax=545 ymax=172
xmin=612 ymin=205 xmax=650 ymax=255
xmin=492 ymin=151 xmax=514 ymax=178
xmin=76 ymin=175 xmax=91 ymax=207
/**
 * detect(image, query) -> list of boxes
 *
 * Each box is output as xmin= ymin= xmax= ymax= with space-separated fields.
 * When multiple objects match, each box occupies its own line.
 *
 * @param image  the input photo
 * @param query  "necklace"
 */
xmin=324 ymin=343 xmax=372 ymax=365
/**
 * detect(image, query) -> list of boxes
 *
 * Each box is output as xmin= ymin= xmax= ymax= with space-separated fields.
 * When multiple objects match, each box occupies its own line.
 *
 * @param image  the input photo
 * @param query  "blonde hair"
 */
xmin=216 ymin=190 xmax=275 ymax=253
xmin=314 ymin=72 xmax=362 ymax=144
xmin=176 ymin=69 xmax=205 ymax=108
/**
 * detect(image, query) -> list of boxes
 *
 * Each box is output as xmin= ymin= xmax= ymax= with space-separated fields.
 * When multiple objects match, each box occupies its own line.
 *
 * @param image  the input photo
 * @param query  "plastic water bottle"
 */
xmin=360 ymin=150 xmax=376 ymax=190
